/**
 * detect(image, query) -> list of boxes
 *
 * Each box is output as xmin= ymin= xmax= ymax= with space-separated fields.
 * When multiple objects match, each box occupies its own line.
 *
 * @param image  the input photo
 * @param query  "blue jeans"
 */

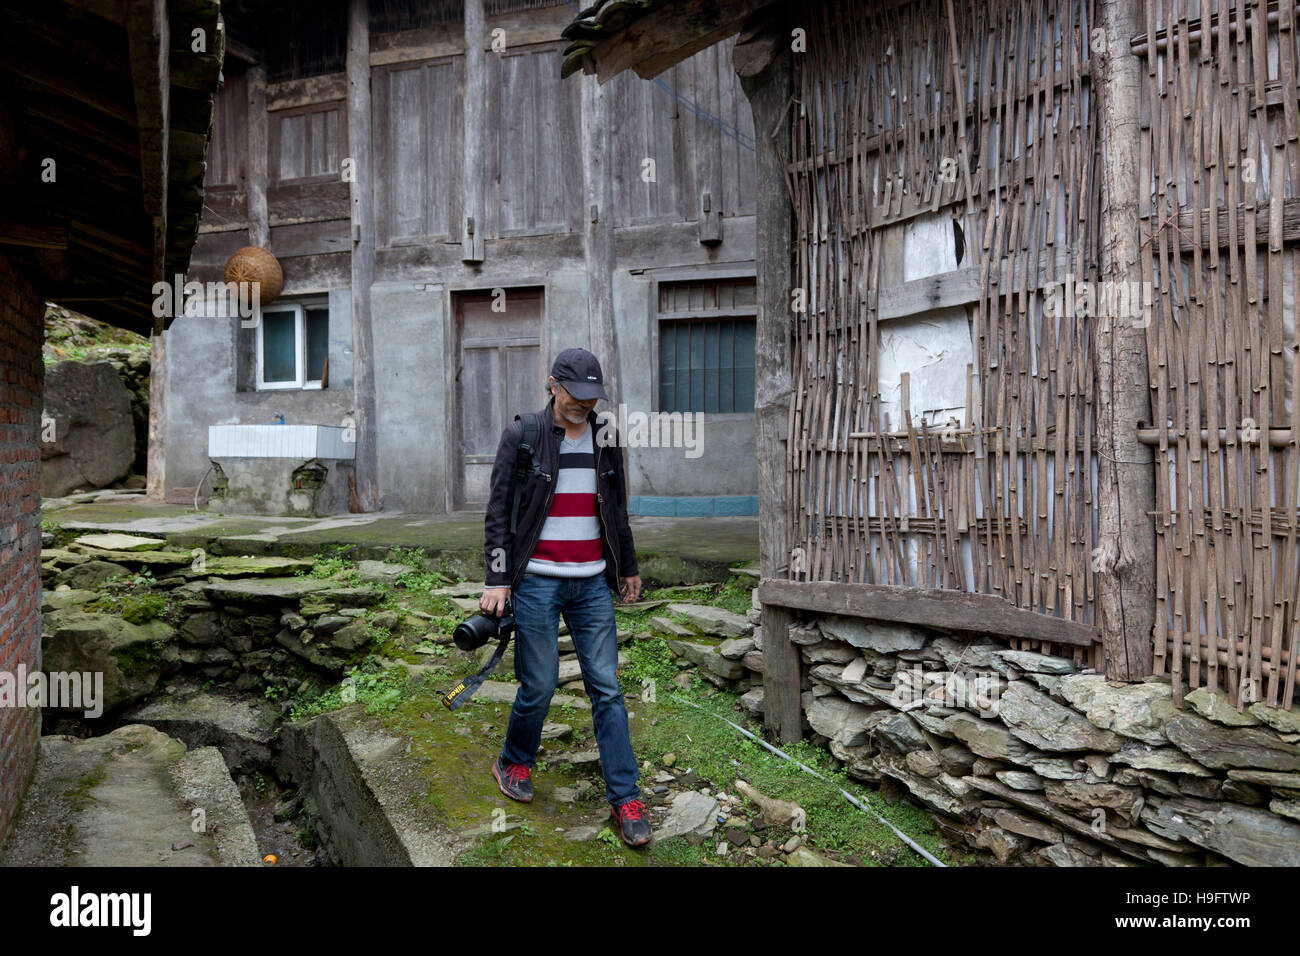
xmin=499 ymin=572 xmax=641 ymax=806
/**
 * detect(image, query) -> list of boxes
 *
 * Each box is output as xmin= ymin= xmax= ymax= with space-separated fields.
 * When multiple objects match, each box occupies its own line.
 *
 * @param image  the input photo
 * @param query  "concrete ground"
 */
xmin=0 ymin=725 xmax=261 ymax=867
xmin=42 ymin=492 xmax=760 ymax=578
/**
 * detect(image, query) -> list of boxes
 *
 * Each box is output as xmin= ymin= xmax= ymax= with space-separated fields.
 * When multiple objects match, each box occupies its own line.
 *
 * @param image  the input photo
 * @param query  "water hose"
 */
xmin=667 ymin=694 xmax=947 ymax=867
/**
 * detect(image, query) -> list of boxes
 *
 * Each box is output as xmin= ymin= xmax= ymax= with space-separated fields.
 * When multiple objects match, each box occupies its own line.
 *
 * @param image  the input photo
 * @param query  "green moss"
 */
xmin=112 ymin=641 xmax=160 ymax=680
xmin=119 ymin=593 xmax=168 ymax=625
xmin=62 ymin=765 xmax=107 ymax=812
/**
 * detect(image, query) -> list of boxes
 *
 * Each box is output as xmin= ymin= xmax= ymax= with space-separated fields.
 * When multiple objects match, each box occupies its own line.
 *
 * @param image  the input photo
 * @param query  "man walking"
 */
xmin=479 ymin=347 xmax=651 ymax=847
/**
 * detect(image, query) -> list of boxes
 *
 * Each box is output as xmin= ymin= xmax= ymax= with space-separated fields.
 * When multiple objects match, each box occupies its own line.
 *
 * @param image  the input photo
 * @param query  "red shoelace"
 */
xmin=614 ymin=800 xmax=646 ymax=821
xmin=503 ymin=762 xmax=531 ymax=785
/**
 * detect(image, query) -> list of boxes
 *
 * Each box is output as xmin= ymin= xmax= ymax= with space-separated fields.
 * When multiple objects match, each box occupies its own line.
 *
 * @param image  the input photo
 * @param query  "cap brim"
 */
xmin=564 ymin=381 xmax=607 ymax=400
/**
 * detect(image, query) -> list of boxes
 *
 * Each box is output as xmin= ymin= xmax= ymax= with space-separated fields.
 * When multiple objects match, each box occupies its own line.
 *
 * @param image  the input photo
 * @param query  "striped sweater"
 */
xmin=523 ymin=425 xmax=607 ymax=577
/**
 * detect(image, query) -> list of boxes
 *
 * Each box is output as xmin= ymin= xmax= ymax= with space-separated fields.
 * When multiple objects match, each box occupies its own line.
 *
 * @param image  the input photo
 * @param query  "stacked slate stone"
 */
xmin=709 ymin=593 xmax=1300 ymax=867
xmin=39 ymin=534 xmax=422 ymax=719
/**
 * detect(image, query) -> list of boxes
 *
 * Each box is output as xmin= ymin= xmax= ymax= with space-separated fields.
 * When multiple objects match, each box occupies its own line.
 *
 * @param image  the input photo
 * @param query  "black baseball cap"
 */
xmin=551 ymin=347 xmax=608 ymax=400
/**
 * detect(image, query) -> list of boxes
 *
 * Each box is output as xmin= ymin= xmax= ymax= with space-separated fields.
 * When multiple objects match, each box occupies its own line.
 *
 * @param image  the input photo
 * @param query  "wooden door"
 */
xmin=453 ymin=288 xmax=543 ymax=510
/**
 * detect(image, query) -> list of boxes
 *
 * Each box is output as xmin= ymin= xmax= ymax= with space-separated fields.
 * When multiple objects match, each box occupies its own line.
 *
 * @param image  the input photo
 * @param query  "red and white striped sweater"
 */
xmin=523 ymin=425 xmax=607 ymax=577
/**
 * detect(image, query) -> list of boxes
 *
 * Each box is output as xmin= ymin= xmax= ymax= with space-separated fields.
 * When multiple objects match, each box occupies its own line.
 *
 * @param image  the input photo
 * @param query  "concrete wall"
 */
xmin=165 ymin=251 xmax=761 ymax=515
xmin=162 ymin=306 xmax=355 ymax=497
xmin=0 ymin=251 xmax=43 ymax=845
xmin=371 ymin=282 xmax=447 ymax=512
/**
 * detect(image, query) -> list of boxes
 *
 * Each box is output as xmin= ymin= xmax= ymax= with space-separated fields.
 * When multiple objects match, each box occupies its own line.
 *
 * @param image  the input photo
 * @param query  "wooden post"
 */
xmin=1095 ymin=0 xmax=1155 ymax=679
xmin=146 ymin=331 xmax=166 ymax=500
xmin=347 ymin=0 xmax=380 ymax=511
xmin=461 ymin=0 xmax=485 ymax=262
xmin=740 ymin=37 xmax=800 ymax=743
xmin=581 ymin=73 xmax=620 ymax=403
xmin=246 ymin=64 xmax=269 ymax=248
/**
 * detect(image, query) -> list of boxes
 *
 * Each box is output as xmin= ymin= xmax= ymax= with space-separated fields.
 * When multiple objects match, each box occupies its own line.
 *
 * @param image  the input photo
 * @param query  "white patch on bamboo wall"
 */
xmin=874 ymin=211 xmax=974 ymax=431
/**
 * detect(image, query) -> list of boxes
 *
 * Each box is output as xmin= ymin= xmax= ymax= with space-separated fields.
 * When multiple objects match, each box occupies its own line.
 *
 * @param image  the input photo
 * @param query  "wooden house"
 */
xmin=162 ymin=0 xmax=762 ymax=517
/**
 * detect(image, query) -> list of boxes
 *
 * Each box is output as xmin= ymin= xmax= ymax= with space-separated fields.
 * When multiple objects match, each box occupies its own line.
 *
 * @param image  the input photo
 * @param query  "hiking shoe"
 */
xmin=610 ymin=799 xmax=652 ymax=847
xmin=492 ymin=757 xmax=534 ymax=803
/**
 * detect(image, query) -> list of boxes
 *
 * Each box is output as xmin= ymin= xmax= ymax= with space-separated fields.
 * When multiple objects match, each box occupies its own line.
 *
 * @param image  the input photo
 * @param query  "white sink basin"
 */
xmin=208 ymin=424 xmax=355 ymax=460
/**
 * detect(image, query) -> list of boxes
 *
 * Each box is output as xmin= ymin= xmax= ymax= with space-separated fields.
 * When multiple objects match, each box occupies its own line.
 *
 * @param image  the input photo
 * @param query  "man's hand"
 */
xmin=618 ymin=575 xmax=643 ymax=604
xmin=480 ymin=586 xmax=511 ymax=617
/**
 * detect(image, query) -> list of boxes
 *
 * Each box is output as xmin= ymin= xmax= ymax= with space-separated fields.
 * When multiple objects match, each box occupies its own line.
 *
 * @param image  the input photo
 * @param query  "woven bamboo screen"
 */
xmin=782 ymin=0 xmax=1104 ymax=666
xmin=1138 ymin=0 xmax=1300 ymax=708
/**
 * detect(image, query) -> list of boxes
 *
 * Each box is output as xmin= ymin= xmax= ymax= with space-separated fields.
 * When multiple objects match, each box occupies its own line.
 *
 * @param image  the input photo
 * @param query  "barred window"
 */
xmin=657 ymin=277 xmax=756 ymax=413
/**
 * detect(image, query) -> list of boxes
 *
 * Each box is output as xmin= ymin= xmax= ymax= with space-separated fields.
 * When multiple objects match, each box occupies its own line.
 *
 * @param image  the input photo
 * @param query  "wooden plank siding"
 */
xmin=373 ymin=56 xmax=464 ymax=245
xmin=608 ymin=38 xmax=757 ymax=227
xmin=486 ymin=41 xmax=582 ymax=237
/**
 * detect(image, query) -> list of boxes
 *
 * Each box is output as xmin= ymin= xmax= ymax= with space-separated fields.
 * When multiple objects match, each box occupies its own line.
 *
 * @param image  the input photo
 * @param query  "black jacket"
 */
xmin=483 ymin=396 xmax=638 ymax=594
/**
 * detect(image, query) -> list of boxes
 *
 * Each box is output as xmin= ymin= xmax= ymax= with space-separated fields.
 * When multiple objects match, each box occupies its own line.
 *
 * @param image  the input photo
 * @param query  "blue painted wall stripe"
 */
xmin=629 ymin=496 xmax=758 ymax=517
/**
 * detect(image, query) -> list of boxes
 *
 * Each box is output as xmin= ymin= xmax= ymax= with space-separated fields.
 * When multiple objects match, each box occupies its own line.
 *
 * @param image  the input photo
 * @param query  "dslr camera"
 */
xmin=453 ymin=603 xmax=515 ymax=652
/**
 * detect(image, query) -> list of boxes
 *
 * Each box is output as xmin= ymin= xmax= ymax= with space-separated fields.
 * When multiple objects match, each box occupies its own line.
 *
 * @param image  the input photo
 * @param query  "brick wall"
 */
xmin=0 ymin=251 xmax=43 ymax=846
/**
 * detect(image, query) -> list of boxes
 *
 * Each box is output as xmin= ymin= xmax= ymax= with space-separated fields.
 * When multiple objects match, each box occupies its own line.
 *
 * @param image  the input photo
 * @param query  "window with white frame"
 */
xmin=256 ymin=299 xmax=330 ymax=390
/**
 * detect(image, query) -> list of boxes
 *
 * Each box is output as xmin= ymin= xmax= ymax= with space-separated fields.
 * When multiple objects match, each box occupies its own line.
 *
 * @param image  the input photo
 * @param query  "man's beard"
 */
xmin=560 ymin=405 xmax=588 ymax=425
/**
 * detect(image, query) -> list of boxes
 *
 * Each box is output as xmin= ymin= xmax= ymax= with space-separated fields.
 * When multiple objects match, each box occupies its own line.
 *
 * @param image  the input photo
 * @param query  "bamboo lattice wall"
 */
xmin=781 ymin=0 xmax=1300 ymax=705
xmin=1138 ymin=0 xmax=1300 ymax=708
xmin=782 ymin=0 xmax=1105 ymax=667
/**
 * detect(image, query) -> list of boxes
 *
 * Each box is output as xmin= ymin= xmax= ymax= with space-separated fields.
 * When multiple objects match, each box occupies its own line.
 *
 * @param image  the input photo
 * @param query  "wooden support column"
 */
xmin=1095 ymin=0 xmax=1155 ymax=680
xmin=581 ymin=73 xmax=620 ymax=403
xmin=147 ymin=331 xmax=166 ymax=500
xmin=347 ymin=0 xmax=380 ymax=511
xmin=739 ymin=34 xmax=800 ymax=743
xmin=246 ymin=64 xmax=269 ymax=248
xmin=461 ymin=0 xmax=485 ymax=262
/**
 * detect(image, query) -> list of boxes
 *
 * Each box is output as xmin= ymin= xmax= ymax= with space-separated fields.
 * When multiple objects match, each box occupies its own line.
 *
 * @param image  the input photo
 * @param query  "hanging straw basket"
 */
xmin=223 ymin=246 xmax=284 ymax=306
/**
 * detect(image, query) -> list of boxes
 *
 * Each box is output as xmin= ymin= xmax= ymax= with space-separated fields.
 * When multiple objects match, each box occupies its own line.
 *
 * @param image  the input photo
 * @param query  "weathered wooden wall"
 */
xmin=182 ymin=0 xmax=761 ymax=514
xmin=194 ymin=4 xmax=758 ymax=288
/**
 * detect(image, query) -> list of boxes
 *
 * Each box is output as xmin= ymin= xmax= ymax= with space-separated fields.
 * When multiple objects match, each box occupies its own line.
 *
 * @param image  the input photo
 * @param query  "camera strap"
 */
xmin=441 ymin=631 xmax=512 ymax=710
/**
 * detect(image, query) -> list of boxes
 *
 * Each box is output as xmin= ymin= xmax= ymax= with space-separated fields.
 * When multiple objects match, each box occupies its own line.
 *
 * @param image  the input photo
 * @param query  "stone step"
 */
xmin=278 ymin=704 xmax=465 ymax=866
xmin=122 ymin=687 xmax=280 ymax=775
xmin=0 ymin=724 xmax=260 ymax=867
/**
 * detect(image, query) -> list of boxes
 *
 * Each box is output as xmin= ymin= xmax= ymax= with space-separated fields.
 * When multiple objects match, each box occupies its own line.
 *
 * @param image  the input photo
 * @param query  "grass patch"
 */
xmin=288 ymin=660 xmax=413 ymax=721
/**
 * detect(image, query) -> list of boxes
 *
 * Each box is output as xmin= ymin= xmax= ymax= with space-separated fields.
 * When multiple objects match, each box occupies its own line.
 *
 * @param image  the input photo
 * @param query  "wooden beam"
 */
xmin=246 ymin=65 xmax=269 ymax=248
xmin=581 ymin=73 xmax=618 ymax=404
xmin=147 ymin=331 xmax=167 ymax=500
xmin=1174 ymin=197 xmax=1300 ymax=249
xmin=62 ymin=0 xmax=127 ymax=26
xmin=1094 ymin=0 xmax=1155 ymax=680
xmin=758 ymin=580 xmax=1103 ymax=648
xmin=347 ymin=0 xmax=380 ymax=512
xmin=460 ymin=0 xmax=485 ymax=263
xmin=592 ymin=0 xmax=771 ymax=84
xmin=741 ymin=41 xmax=801 ymax=744
xmin=3 ymin=51 xmax=136 ymax=125
xmin=877 ymin=267 xmax=981 ymax=320
xmin=731 ymin=5 xmax=786 ymax=79
xmin=0 ymin=221 xmax=69 ymax=249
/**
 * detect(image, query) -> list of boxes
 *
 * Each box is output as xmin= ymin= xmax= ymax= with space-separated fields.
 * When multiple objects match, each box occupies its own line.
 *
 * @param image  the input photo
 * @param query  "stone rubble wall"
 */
xmin=661 ymin=591 xmax=1300 ymax=867
xmin=779 ymin=620 xmax=1300 ymax=866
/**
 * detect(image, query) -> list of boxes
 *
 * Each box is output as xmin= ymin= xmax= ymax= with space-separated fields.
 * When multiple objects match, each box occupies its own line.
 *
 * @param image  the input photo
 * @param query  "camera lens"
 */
xmin=453 ymin=613 xmax=497 ymax=651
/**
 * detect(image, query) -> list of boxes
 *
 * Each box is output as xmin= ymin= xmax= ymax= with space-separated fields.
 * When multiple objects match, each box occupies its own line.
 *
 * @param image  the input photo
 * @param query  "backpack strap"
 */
xmin=509 ymin=412 xmax=541 ymax=535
